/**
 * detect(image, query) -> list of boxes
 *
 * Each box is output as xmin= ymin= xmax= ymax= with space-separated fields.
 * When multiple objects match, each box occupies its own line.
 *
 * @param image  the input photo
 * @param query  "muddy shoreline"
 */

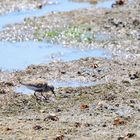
xmin=0 ymin=0 xmax=140 ymax=139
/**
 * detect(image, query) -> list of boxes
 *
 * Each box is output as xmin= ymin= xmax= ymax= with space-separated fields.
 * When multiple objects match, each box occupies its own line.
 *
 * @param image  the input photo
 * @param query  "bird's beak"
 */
xmin=52 ymin=89 xmax=56 ymax=96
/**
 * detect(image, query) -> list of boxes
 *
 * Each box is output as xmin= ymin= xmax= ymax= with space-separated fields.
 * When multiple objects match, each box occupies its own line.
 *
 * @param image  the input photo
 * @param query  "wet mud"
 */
xmin=0 ymin=0 xmax=140 ymax=139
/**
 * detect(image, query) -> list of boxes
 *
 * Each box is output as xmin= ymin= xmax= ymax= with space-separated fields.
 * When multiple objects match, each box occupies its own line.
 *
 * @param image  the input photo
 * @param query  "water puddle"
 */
xmin=0 ymin=0 xmax=116 ymax=30
xmin=0 ymin=0 xmax=91 ymax=30
xmin=16 ymin=86 xmax=34 ymax=94
xmin=95 ymin=0 xmax=115 ymax=9
xmin=0 ymin=41 xmax=111 ymax=71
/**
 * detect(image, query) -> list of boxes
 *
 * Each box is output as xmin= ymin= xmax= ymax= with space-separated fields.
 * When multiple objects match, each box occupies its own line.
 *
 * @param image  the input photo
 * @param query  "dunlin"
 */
xmin=20 ymin=80 xmax=56 ymax=100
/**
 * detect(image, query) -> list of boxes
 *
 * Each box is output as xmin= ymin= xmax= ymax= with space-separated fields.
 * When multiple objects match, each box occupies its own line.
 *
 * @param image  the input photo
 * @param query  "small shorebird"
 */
xmin=20 ymin=80 xmax=56 ymax=100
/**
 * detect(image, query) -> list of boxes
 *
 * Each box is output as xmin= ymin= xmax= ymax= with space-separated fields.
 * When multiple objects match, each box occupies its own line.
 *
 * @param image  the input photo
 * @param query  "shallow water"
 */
xmin=0 ymin=0 xmax=115 ymax=30
xmin=0 ymin=41 xmax=111 ymax=71
xmin=0 ymin=0 xmax=113 ymax=90
xmin=0 ymin=0 xmax=91 ymax=30
xmin=95 ymin=0 xmax=114 ymax=9
xmin=16 ymin=86 xmax=34 ymax=94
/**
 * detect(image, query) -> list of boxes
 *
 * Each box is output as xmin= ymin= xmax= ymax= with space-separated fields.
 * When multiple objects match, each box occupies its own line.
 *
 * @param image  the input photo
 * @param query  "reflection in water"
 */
xmin=0 ymin=41 xmax=111 ymax=71
xmin=16 ymin=86 xmax=34 ymax=94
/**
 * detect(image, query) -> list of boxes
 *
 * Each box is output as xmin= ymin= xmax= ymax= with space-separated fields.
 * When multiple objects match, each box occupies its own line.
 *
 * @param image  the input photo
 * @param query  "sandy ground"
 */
xmin=0 ymin=0 xmax=140 ymax=139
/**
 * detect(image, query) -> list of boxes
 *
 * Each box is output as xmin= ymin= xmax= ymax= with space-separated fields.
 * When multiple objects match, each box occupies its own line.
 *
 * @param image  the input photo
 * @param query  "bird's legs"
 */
xmin=34 ymin=91 xmax=48 ymax=101
xmin=41 ymin=92 xmax=49 ymax=100
xmin=34 ymin=91 xmax=40 ymax=100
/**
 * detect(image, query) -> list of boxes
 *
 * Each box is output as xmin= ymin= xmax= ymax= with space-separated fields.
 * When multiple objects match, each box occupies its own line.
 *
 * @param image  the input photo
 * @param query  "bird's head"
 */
xmin=49 ymin=84 xmax=56 ymax=96
xmin=49 ymin=85 xmax=54 ymax=91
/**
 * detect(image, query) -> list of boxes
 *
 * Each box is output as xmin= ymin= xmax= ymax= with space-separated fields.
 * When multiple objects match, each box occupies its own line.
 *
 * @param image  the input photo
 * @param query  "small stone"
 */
xmin=37 ymin=4 xmax=43 ymax=9
xmin=130 ymin=104 xmax=135 ymax=108
xmin=129 ymin=71 xmax=140 ymax=80
xmin=44 ymin=114 xmax=59 ymax=121
xmin=33 ymin=125 xmax=42 ymax=130
xmin=61 ymin=71 xmax=66 ymax=74
xmin=115 ymin=104 xmax=119 ymax=107
xmin=89 ymin=113 xmax=92 ymax=116
xmin=0 ymin=89 xmax=6 ymax=94
xmin=80 ymin=104 xmax=89 ymax=110
xmin=117 ymin=137 xmax=124 ymax=140
xmin=133 ymin=19 xmax=140 ymax=26
xmin=126 ymin=133 xmax=136 ymax=138
xmin=5 ymin=127 xmax=12 ymax=131
xmin=92 ymin=64 xmax=99 ymax=69
xmin=55 ymin=108 xmax=62 ymax=112
xmin=84 ymin=123 xmax=91 ymax=127
xmin=74 ymin=122 xmax=81 ymax=128
xmin=130 ymin=100 xmax=135 ymax=104
xmin=102 ymin=124 xmax=107 ymax=127
xmin=118 ymin=133 xmax=136 ymax=140
xmin=53 ymin=135 xmax=64 ymax=140
xmin=97 ymin=101 xmax=106 ymax=108
xmin=26 ymin=69 xmax=33 ymax=74
xmin=40 ymin=109 xmax=46 ymax=113
xmin=77 ymin=71 xmax=82 ymax=75
xmin=113 ymin=117 xmax=127 ymax=126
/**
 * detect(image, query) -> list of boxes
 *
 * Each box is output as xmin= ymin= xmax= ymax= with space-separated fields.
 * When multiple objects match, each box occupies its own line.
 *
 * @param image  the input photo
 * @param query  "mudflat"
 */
xmin=0 ymin=0 xmax=140 ymax=139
